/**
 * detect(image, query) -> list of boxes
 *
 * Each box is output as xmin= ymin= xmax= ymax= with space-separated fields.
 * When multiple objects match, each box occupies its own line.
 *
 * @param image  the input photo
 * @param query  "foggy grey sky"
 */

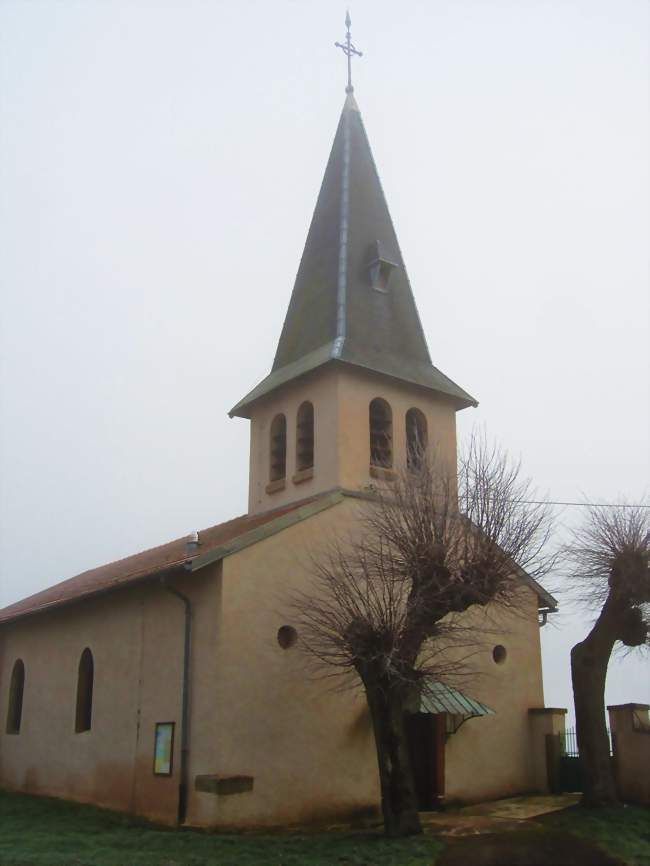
xmin=1 ymin=0 xmax=648 ymax=719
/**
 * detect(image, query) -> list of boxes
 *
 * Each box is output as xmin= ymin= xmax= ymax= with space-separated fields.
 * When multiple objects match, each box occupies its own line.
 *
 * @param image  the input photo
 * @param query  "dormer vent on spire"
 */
xmin=367 ymin=240 xmax=399 ymax=293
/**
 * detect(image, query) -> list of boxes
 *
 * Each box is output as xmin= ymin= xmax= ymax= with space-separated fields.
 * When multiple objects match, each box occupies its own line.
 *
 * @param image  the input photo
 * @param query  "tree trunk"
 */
xmin=364 ymin=680 xmax=422 ymax=837
xmin=570 ymin=606 xmax=619 ymax=807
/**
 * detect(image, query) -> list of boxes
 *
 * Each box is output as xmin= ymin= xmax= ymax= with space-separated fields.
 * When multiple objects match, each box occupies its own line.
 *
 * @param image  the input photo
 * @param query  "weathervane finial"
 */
xmin=335 ymin=11 xmax=363 ymax=94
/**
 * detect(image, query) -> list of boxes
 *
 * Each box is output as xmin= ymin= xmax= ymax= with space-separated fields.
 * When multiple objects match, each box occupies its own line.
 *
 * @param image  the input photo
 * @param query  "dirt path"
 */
xmin=436 ymin=826 xmax=625 ymax=866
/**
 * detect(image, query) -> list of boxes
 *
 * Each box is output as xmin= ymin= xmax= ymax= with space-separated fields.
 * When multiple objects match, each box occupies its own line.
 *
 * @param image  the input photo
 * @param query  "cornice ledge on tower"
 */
xmin=229 ymin=338 xmax=477 ymax=420
xmin=229 ymin=342 xmax=338 ymax=418
xmin=337 ymin=346 xmax=478 ymax=409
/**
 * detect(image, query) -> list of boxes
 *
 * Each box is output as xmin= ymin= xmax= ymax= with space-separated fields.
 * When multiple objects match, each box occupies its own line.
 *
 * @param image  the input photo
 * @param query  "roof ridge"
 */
xmin=333 ymin=92 xmax=355 ymax=359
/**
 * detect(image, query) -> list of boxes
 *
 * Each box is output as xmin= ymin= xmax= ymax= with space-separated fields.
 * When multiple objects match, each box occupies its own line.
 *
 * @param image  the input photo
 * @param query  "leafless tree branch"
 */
xmin=288 ymin=432 xmax=556 ymax=836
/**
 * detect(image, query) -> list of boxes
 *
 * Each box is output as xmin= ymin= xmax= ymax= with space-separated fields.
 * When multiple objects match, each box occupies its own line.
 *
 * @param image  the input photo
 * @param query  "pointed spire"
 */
xmin=230 ymin=94 xmax=477 ymax=418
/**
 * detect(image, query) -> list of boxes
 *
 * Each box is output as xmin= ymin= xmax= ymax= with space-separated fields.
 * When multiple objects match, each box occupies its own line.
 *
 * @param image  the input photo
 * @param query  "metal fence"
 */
xmin=561 ymin=726 xmax=613 ymax=757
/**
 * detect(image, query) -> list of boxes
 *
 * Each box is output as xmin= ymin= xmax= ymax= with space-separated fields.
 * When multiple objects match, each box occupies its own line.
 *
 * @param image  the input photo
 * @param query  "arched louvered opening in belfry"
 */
xmin=6 ymin=659 xmax=25 ymax=734
xmin=406 ymin=408 xmax=428 ymax=470
xmin=296 ymin=401 xmax=314 ymax=472
xmin=269 ymin=414 xmax=287 ymax=482
xmin=75 ymin=648 xmax=94 ymax=733
xmin=369 ymin=398 xmax=393 ymax=468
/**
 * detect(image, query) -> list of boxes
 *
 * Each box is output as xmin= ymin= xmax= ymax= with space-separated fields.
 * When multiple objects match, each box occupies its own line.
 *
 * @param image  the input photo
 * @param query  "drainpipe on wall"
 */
xmin=161 ymin=545 xmax=195 ymax=825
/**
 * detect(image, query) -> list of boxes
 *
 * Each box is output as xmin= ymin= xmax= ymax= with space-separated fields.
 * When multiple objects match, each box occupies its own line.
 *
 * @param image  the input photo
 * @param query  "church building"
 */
xmin=0 ymin=59 xmax=560 ymax=828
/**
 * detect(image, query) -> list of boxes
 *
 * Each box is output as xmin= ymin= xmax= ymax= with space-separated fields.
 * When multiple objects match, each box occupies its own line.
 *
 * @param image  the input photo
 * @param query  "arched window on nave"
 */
xmin=6 ymin=659 xmax=25 ymax=734
xmin=75 ymin=648 xmax=94 ymax=733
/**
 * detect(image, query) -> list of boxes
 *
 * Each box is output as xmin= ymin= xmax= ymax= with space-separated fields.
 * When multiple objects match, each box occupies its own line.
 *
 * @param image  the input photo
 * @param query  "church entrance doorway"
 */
xmin=405 ymin=712 xmax=445 ymax=811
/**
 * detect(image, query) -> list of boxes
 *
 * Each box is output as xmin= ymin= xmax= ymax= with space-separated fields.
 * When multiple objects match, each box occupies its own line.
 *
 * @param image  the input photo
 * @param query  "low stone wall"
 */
xmin=528 ymin=708 xmax=567 ymax=793
xmin=608 ymin=703 xmax=650 ymax=805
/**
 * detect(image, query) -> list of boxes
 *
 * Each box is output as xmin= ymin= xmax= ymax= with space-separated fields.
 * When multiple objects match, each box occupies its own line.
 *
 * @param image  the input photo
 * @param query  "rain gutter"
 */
xmin=161 ymin=579 xmax=192 ymax=825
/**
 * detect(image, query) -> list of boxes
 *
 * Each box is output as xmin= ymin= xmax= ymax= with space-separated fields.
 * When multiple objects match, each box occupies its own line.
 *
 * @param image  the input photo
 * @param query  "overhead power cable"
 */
xmin=520 ymin=500 xmax=650 ymax=509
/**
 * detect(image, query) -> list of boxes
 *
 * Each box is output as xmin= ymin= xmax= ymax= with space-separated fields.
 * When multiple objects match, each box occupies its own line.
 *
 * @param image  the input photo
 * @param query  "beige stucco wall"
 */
xmin=442 ymin=590 xmax=547 ymax=804
xmin=189 ymin=497 xmax=380 ymax=828
xmin=246 ymin=365 xmax=458 ymax=514
xmin=247 ymin=367 xmax=341 ymax=514
xmin=1 ymin=496 xmax=551 ymax=828
xmin=187 ymin=499 xmax=549 ymax=826
xmin=336 ymin=366 xmax=458 ymax=492
xmin=0 ymin=565 xmax=221 ymax=826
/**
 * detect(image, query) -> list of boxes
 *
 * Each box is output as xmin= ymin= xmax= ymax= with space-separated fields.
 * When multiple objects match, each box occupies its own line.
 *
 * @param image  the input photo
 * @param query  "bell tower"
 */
xmin=230 ymin=23 xmax=477 ymax=514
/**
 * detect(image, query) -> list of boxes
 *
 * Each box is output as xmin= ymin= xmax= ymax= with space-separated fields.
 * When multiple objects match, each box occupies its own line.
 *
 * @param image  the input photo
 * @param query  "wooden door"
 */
xmin=405 ymin=712 xmax=445 ymax=810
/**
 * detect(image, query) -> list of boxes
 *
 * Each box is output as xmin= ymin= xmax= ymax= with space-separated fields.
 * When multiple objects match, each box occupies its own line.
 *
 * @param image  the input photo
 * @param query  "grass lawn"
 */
xmin=0 ymin=790 xmax=441 ymax=866
xmin=0 ymin=789 xmax=648 ymax=866
xmin=542 ymin=804 xmax=650 ymax=866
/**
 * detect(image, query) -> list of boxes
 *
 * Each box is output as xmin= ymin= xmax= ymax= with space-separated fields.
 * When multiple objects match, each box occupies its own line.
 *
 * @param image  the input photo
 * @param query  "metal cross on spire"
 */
xmin=335 ymin=11 xmax=363 ymax=94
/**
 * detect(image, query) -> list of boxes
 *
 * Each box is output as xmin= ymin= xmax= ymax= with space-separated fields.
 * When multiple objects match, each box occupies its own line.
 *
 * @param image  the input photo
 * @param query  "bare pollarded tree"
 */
xmin=291 ymin=435 xmax=555 ymax=837
xmin=567 ymin=503 xmax=649 ymax=807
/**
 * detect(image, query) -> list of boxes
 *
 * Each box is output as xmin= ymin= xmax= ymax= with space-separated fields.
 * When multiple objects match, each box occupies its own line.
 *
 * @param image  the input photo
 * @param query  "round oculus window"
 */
xmin=277 ymin=625 xmax=298 ymax=649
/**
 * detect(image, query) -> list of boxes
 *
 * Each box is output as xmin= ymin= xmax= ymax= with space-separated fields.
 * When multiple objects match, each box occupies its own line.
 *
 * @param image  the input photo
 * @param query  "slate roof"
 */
xmin=230 ymin=93 xmax=477 ymax=418
xmin=0 ymin=492 xmax=340 ymax=626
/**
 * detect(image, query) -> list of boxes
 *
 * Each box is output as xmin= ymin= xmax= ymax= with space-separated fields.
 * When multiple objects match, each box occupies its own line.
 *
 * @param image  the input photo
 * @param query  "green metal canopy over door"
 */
xmin=419 ymin=681 xmax=495 ymax=734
